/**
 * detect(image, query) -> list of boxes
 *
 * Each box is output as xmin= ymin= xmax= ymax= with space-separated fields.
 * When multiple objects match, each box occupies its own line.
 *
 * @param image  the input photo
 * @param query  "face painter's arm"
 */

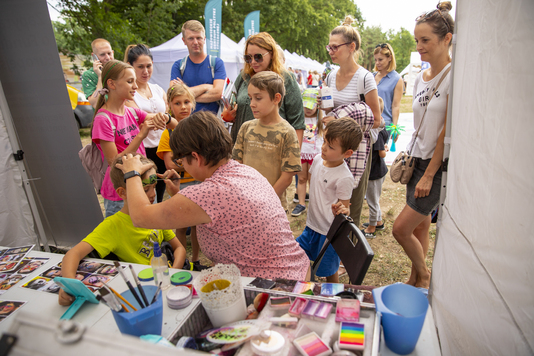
xmin=117 ymin=154 xmax=211 ymax=229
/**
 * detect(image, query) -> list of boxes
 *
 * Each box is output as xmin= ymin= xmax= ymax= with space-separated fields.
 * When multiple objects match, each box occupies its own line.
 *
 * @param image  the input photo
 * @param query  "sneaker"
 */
xmin=362 ymin=222 xmax=385 ymax=231
xmin=361 ymin=229 xmax=376 ymax=239
xmin=192 ymin=260 xmax=210 ymax=271
xmin=305 ymin=193 xmax=310 ymax=202
xmin=291 ymin=204 xmax=307 ymax=217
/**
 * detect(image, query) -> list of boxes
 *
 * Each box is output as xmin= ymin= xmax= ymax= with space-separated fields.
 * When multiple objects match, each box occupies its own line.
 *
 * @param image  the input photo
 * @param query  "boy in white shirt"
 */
xmin=297 ymin=118 xmax=363 ymax=282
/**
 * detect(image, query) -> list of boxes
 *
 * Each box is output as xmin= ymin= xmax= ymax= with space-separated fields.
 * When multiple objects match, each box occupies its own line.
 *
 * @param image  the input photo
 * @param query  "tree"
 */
xmin=359 ymin=25 xmax=387 ymax=71
xmin=387 ymin=27 xmax=416 ymax=72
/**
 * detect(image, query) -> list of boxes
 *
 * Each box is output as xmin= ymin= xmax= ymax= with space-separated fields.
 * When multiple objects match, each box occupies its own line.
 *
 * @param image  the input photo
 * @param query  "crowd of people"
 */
xmin=60 ymin=1 xmax=455 ymax=305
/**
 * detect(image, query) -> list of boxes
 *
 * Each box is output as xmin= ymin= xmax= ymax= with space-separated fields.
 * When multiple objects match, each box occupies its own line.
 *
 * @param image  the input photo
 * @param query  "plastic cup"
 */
xmin=202 ymin=290 xmax=247 ymax=327
xmin=111 ymin=285 xmax=163 ymax=337
xmin=372 ymin=284 xmax=428 ymax=355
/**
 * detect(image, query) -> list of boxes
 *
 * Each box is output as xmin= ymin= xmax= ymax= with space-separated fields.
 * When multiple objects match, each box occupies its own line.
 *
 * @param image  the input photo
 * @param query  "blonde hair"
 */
xmin=91 ymin=60 xmax=132 ymax=124
xmin=330 ymin=16 xmax=361 ymax=61
xmin=91 ymin=38 xmax=111 ymax=53
xmin=243 ymin=32 xmax=286 ymax=78
xmin=166 ymin=82 xmax=196 ymax=115
xmin=373 ymin=43 xmax=397 ymax=72
xmin=249 ymin=71 xmax=285 ymax=108
xmin=182 ymin=20 xmax=205 ymax=35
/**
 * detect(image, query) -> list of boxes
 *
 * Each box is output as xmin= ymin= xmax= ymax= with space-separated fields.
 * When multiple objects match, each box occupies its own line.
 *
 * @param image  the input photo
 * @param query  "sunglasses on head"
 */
xmin=244 ymin=52 xmax=270 ymax=64
xmin=375 ymin=43 xmax=389 ymax=49
xmin=416 ymin=9 xmax=451 ymax=32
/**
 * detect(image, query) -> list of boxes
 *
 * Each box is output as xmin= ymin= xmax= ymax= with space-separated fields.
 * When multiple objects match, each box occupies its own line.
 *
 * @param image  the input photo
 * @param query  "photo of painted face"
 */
xmin=75 ymin=272 xmax=91 ymax=281
xmin=82 ymin=275 xmax=111 ymax=289
xmin=0 ymin=262 xmax=17 ymax=272
xmin=97 ymin=265 xmax=118 ymax=276
xmin=78 ymin=261 xmax=102 ymax=273
xmin=43 ymin=282 xmax=60 ymax=294
xmin=19 ymin=261 xmax=44 ymax=274
xmin=22 ymin=277 xmax=51 ymax=290
xmin=0 ymin=301 xmax=26 ymax=323
xmin=41 ymin=267 xmax=62 ymax=279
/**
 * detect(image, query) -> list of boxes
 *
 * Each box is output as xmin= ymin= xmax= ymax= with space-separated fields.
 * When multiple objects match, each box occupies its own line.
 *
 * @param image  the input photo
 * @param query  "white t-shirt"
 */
xmin=409 ymin=63 xmax=451 ymax=159
xmin=133 ymin=83 xmax=166 ymax=148
xmin=328 ymin=67 xmax=377 ymax=108
xmin=301 ymin=116 xmax=324 ymax=161
xmin=307 ymin=155 xmax=354 ymax=235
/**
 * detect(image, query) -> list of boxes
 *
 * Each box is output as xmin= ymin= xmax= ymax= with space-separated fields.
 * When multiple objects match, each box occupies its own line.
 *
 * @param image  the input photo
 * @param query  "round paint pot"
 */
xmin=171 ymin=271 xmax=192 ymax=286
xmin=251 ymin=330 xmax=285 ymax=356
xmin=167 ymin=286 xmax=192 ymax=309
xmin=138 ymin=268 xmax=154 ymax=282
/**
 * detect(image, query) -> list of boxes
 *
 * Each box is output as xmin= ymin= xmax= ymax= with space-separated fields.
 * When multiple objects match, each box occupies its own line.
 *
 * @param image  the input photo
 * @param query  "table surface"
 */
xmin=0 ymin=249 xmax=441 ymax=355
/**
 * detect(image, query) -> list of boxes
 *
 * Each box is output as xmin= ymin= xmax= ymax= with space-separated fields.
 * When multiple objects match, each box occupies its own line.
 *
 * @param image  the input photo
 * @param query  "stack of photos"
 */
xmin=0 ymin=300 xmax=27 ymax=324
xmin=0 ymin=257 xmax=49 ymax=294
xmin=0 ymin=245 xmax=34 ymax=273
xmin=21 ymin=259 xmax=120 ymax=294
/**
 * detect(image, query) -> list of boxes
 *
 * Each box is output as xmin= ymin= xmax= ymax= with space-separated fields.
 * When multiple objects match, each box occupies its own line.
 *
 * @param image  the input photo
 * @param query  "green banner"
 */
xmin=244 ymin=11 xmax=260 ymax=39
xmin=204 ymin=0 xmax=222 ymax=57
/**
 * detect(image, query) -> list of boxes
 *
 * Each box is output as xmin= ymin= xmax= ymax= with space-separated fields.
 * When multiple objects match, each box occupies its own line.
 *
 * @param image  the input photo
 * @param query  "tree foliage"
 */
xmin=53 ymin=0 xmax=414 ymax=69
xmin=387 ymin=27 xmax=416 ymax=73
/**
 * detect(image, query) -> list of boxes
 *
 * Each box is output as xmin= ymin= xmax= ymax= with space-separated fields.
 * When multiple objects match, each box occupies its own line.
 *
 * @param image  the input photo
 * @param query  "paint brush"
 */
xmin=102 ymin=281 xmax=138 ymax=311
xmin=129 ymin=264 xmax=149 ymax=307
xmin=150 ymin=282 xmax=162 ymax=305
xmin=114 ymin=261 xmax=145 ymax=308
xmin=98 ymin=288 xmax=122 ymax=312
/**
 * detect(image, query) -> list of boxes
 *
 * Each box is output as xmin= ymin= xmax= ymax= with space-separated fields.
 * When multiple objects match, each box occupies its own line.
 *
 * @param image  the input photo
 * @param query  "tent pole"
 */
xmin=0 ymin=81 xmax=50 ymax=252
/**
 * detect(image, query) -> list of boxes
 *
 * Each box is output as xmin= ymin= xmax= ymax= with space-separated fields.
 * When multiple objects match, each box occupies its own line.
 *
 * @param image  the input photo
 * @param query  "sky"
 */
xmin=47 ymin=0 xmax=457 ymax=34
xmin=355 ymin=0 xmax=457 ymax=34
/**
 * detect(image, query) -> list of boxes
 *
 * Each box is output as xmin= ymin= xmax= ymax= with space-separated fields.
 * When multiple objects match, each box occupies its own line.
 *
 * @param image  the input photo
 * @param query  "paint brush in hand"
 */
xmin=114 ymin=261 xmax=145 ymax=308
xmin=129 ymin=264 xmax=149 ymax=307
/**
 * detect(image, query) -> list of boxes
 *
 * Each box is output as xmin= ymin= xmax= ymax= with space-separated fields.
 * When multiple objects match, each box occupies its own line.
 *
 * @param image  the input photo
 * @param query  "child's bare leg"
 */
xmin=190 ymin=227 xmax=200 ymax=262
xmin=296 ymin=163 xmax=309 ymax=206
xmin=326 ymin=270 xmax=339 ymax=283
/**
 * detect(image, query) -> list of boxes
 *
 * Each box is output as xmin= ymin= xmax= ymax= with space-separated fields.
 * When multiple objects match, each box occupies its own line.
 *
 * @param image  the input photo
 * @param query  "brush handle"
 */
xmin=126 ymin=281 xmax=145 ymax=308
xmin=129 ymin=265 xmax=149 ymax=307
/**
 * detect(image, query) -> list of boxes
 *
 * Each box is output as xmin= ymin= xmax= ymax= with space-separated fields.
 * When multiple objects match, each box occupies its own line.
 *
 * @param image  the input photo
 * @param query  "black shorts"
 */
xmin=406 ymin=158 xmax=442 ymax=216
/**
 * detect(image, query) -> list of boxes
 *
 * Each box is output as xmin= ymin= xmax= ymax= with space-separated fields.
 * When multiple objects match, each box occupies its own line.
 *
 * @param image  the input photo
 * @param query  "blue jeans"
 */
xmin=104 ymin=199 xmax=124 ymax=218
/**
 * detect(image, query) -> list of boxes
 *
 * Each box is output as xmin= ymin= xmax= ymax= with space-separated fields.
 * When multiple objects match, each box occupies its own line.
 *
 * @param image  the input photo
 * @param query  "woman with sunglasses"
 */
xmin=224 ymin=32 xmax=305 ymax=144
xmin=322 ymin=16 xmax=382 ymax=228
xmin=392 ymin=1 xmax=454 ymax=289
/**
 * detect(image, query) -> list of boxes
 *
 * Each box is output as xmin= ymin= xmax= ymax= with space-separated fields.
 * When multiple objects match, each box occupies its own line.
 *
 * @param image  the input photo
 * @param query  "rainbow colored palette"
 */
xmin=338 ymin=322 xmax=365 ymax=351
xmin=293 ymin=332 xmax=332 ymax=356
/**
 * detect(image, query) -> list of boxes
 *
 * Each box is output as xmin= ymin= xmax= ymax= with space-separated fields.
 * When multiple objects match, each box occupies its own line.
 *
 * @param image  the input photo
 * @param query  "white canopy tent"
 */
xmin=150 ymin=33 xmax=244 ymax=88
xmin=400 ymin=52 xmax=423 ymax=96
xmin=431 ymin=0 xmax=534 ymax=354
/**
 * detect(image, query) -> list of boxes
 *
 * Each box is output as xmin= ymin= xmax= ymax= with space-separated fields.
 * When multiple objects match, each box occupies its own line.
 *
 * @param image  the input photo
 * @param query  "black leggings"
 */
xmin=145 ymin=147 xmax=166 ymax=203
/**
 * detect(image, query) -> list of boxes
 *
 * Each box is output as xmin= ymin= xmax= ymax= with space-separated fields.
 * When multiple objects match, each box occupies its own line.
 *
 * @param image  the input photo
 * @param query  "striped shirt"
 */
xmin=327 ymin=67 xmax=377 ymax=108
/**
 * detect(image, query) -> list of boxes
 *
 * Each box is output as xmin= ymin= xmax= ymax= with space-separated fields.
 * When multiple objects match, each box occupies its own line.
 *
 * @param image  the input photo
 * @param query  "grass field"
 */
xmin=80 ymin=94 xmax=432 ymax=287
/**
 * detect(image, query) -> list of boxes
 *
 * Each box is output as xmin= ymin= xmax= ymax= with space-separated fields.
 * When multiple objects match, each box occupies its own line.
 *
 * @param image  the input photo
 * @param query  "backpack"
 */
xmin=78 ymin=108 xmax=138 ymax=193
xmin=325 ymin=69 xmax=369 ymax=103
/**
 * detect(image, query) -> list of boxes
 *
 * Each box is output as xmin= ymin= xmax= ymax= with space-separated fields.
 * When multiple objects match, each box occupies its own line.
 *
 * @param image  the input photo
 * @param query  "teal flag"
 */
xmin=244 ymin=11 xmax=260 ymax=39
xmin=204 ymin=0 xmax=222 ymax=57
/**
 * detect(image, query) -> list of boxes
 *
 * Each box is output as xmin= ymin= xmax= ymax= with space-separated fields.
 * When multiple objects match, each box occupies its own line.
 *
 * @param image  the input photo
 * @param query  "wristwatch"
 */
xmin=123 ymin=170 xmax=141 ymax=182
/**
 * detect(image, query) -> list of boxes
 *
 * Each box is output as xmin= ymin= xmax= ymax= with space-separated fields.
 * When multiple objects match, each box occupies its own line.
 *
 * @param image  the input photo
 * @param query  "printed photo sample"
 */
xmin=0 ymin=300 xmax=27 ymax=324
xmin=0 ymin=245 xmax=34 ymax=273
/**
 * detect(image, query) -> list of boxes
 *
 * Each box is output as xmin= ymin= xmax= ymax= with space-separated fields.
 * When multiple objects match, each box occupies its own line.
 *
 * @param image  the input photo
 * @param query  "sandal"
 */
xmin=361 ymin=229 xmax=376 ymax=239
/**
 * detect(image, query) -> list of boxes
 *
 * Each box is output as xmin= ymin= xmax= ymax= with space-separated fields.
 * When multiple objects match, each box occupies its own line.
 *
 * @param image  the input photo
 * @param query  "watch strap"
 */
xmin=124 ymin=170 xmax=141 ymax=182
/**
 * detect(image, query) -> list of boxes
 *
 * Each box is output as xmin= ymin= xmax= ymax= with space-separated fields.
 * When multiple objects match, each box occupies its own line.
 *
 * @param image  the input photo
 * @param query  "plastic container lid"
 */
xmin=251 ymin=330 xmax=285 ymax=355
xmin=166 ymin=286 xmax=192 ymax=309
xmin=171 ymin=271 xmax=192 ymax=285
xmin=138 ymin=268 xmax=154 ymax=282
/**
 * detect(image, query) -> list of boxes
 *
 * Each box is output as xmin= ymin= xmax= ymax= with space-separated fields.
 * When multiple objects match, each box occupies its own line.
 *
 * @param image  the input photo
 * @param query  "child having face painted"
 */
xmin=58 ymin=154 xmax=186 ymax=307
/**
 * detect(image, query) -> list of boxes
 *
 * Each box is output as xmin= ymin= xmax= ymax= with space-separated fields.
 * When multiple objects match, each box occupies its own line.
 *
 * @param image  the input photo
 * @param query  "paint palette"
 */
xmin=206 ymin=320 xmax=263 ymax=344
xmin=338 ymin=322 xmax=365 ymax=351
xmin=293 ymin=332 xmax=332 ymax=356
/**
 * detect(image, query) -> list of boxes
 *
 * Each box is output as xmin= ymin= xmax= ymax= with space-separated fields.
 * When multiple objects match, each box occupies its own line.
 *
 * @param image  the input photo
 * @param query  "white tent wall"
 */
xmin=404 ymin=52 xmax=421 ymax=96
xmin=0 ymin=90 xmax=37 ymax=247
xmin=431 ymin=0 xmax=534 ymax=355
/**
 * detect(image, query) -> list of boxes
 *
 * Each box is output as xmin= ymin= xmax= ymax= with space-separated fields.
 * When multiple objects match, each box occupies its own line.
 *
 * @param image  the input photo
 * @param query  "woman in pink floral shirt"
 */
xmin=117 ymin=111 xmax=309 ymax=281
